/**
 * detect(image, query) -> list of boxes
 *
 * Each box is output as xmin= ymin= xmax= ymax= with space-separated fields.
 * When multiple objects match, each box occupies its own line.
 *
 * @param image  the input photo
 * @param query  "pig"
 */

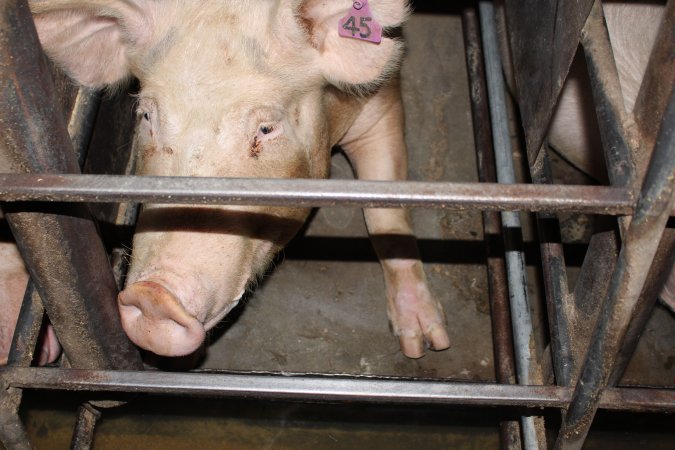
xmin=27 ymin=0 xmax=450 ymax=359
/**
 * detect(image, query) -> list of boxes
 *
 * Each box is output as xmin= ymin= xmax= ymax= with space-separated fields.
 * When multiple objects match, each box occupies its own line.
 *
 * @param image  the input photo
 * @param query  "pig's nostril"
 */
xmin=118 ymin=281 xmax=206 ymax=356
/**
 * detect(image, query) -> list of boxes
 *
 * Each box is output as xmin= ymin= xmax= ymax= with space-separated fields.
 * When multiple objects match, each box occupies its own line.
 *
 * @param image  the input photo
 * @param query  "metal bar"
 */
xmin=570 ymin=227 xmax=618 ymax=384
xmin=7 ymin=283 xmax=44 ymax=367
xmin=632 ymin=1 xmax=675 ymax=179
xmin=608 ymin=2 xmax=675 ymax=387
xmin=609 ymin=231 xmax=675 ymax=386
xmin=503 ymin=0 xmax=594 ymax=164
xmin=1 ymin=367 xmax=674 ymax=413
xmin=70 ymin=403 xmax=101 ymax=450
xmin=531 ymin=146 xmax=574 ymax=388
xmin=1 ymin=284 xmax=47 ymax=450
xmin=68 ymin=87 xmax=101 ymax=168
xmin=0 ymin=0 xmax=142 ymax=371
xmin=0 ymin=387 xmax=31 ymax=450
xmin=0 ymin=173 xmax=643 ymax=214
xmin=479 ymin=2 xmax=546 ymax=449
xmin=462 ymin=7 xmax=522 ymax=450
xmin=556 ymin=86 xmax=675 ymax=449
xmin=580 ymin=0 xmax=638 ymax=198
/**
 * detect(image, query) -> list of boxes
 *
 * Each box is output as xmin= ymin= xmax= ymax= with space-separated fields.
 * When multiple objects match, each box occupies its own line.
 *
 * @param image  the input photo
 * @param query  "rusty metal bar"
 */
xmin=1 ymin=367 xmax=674 ymax=413
xmin=569 ymin=227 xmax=618 ymax=384
xmin=632 ymin=1 xmax=675 ymax=179
xmin=0 ymin=173 xmax=645 ymax=215
xmin=70 ymin=403 xmax=101 ymax=450
xmin=0 ymin=285 xmax=47 ymax=450
xmin=0 ymin=387 xmax=31 ymax=450
xmin=609 ymin=232 xmax=675 ymax=386
xmin=0 ymin=0 xmax=142 ymax=371
xmin=7 ymin=283 xmax=44 ymax=367
xmin=530 ymin=146 xmax=575 ymax=389
xmin=556 ymin=87 xmax=675 ymax=449
xmin=68 ymin=87 xmax=101 ymax=168
xmin=607 ymin=2 xmax=675 ymax=387
xmin=580 ymin=0 xmax=638 ymax=200
xmin=503 ymin=0 xmax=594 ymax=165
xmin=462 ymin=7 xmax=522 ymax=449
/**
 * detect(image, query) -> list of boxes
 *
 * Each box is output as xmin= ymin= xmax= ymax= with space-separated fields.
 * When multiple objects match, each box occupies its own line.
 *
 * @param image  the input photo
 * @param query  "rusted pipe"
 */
xmin=70 ymin=403 xmax=101 ymax=450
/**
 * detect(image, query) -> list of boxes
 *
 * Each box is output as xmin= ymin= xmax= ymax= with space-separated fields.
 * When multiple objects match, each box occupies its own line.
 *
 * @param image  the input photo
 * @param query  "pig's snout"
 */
xmin=118 ymin=281 xmax=205 ymax=356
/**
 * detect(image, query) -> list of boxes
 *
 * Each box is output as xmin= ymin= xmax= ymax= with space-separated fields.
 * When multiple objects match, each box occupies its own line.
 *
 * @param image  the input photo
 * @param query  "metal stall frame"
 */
xmin=0 ymin=0 xmax=674 ymax=449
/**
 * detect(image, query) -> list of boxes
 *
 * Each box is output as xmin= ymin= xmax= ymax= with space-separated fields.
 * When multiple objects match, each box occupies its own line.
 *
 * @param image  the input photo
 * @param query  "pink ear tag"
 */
xmin=338 ymin=0 xmax=382 ymax=44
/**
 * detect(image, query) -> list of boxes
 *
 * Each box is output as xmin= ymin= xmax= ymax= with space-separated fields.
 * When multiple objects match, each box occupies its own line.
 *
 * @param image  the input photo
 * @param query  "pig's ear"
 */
xmin=30 ymin=0 xmax=152 ymax=87
xmin=298 ymin=0 xmax=410 ymax=90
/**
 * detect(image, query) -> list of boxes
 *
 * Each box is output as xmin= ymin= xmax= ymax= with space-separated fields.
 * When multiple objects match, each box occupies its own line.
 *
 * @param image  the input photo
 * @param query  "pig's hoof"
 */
xmin=118 ymin=281 xmax=206 ymax=356
xmin=388 ymin=287 xmax=450 ymax=359
xmin=397 ymin=322 xmax=450 ymax=359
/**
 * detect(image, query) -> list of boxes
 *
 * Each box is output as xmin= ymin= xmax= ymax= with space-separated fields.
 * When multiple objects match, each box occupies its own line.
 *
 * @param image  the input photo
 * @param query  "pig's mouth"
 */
xmin=118 ymin=274 xmax=247 ymax=356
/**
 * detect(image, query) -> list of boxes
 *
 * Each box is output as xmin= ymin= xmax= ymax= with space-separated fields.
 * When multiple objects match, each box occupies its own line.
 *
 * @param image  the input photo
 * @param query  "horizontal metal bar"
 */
xmin=1 ymin=367 xmax=673 ymax=413
xmin=0 ymin=173 xmax=642 ymax=214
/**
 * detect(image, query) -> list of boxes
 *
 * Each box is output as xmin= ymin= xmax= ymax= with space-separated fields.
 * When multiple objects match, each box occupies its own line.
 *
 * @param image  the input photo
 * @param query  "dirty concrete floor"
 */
xmin=16 ymin=9 xmax=675 ymax=450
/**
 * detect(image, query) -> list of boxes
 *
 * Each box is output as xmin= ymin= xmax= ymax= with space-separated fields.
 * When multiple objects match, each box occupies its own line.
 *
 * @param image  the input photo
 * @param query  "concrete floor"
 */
xmin=15 ymin=9 xmax=675 ymax=450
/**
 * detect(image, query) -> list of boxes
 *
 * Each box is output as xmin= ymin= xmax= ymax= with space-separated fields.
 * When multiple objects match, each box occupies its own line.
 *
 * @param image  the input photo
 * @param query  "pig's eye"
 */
xmin=137 ymin=97 xmax=158 ymax=135
xmin=255 ymin=122 xmax=283 ymax=142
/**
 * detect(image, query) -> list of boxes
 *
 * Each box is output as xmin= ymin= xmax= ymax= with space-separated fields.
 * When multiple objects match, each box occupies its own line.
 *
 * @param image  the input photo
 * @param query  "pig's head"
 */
xmin=32 ymin=0 xmax=409 ymax=356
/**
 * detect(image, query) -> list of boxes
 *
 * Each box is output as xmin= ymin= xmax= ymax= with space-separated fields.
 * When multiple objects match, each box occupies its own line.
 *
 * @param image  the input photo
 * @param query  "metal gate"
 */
xmin=1 ymin=1 xmax=673 ymax=449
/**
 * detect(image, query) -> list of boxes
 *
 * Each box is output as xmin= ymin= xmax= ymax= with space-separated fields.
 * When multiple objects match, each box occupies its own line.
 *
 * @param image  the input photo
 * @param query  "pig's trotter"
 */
xmin=118 ymin=281 xmax=206 ymax=356
xmin=384 ymin=259 xmax=450 ymax=358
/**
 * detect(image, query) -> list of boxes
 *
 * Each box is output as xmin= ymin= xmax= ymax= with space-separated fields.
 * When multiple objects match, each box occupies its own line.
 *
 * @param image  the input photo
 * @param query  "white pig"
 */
xmin=26 ymin=0 xmax=450 ymax=359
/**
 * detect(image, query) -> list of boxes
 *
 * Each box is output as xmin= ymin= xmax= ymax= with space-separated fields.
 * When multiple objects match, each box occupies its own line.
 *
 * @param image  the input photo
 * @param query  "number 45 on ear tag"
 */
xmin=338 ymin=0 xmax=382 ymax=44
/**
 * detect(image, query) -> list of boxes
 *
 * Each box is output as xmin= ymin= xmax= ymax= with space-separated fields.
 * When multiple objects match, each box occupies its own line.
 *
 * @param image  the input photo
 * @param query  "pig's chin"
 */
xmin=118 ymin=275 xmax=246 ymax=357
xmin=202 ymin=288 xmax=245 ymax=330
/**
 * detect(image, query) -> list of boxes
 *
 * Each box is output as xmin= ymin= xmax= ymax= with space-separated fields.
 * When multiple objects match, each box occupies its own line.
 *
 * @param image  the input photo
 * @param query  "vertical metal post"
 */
xmin=70 ymin=404 xmax=101 ymax=450
xmin=462 ymin=8 xmax=522 ymax=449
xmin=556 ymin=89 xmax=675 ymax=449
xmin=479 ymin=2 xmax=546 ymax=449
xmin=529 ymin=147 xmax=574 ymax=388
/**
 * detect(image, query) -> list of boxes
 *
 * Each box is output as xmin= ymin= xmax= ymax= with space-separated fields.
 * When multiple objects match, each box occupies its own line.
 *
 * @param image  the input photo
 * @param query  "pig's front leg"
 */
xmin=340 ymin=81 xmax=450 ymax=358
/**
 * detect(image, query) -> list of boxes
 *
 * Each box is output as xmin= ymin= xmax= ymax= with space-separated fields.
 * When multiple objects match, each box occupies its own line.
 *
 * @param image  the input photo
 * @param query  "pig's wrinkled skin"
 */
xmin=27 ymin=0 xmax=449 ymax=358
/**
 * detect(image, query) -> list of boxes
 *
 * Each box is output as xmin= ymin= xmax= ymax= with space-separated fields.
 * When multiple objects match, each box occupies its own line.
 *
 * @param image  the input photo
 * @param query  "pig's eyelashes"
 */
xmin=143 ymin=112 xmax=151 ymax=121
